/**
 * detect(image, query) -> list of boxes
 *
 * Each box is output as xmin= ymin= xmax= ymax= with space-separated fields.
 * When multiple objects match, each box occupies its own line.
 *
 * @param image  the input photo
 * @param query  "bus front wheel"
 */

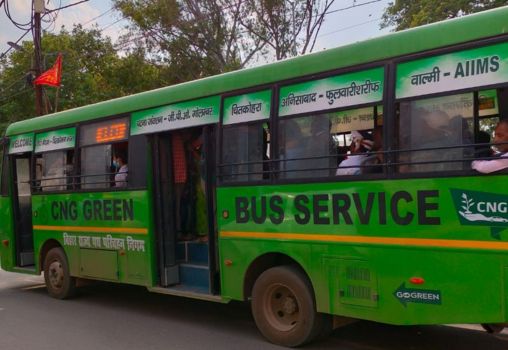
xmin=251 ymin=265 xmax=327 ymax=347
xmin=43 ymin=247 xmax=76 ymax=299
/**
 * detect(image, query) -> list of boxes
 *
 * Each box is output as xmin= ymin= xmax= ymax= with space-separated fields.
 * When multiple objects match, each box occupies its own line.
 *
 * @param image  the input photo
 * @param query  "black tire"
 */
xmin=481 ymin=323 xmax=506 ymax=334
xmin=43 ymin=247 xmax=76 ymax=299
xmin=251 ymin=265 xmax=329 ymax=347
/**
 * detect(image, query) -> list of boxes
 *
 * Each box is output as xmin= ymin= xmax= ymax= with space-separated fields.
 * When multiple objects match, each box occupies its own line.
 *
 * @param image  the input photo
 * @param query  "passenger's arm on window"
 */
xmin=472 ymin=156 xmax=508 ymax=174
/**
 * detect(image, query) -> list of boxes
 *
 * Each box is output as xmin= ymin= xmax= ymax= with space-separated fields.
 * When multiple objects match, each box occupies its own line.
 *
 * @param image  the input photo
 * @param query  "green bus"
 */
xmin=1 ymin=7 xmax=508 ymax=346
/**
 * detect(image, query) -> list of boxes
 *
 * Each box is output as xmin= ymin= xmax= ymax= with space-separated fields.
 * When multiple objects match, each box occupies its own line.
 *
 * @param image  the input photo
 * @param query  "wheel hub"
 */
xmin=282 ymin=296 xmax=298 ymax=315
xmin=264 ymin=284 xmax=301 ymax=331
xmin=48 ymin=261 xmax=64 ymax=289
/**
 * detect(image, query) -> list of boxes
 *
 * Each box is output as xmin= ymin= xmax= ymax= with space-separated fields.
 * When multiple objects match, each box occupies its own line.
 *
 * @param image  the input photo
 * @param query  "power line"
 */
xmin=318 ymin=17 xmax=382 ymax=38
xmin=3 ymin=0 xmax=33 ymax=30
xmin=0 ymin=72 xmax=30 ymax=92
xmin=0 ymin=87 xmax=31 ymax=106
xmin=100 ymin=17 xmax=127 ymax=32
xmin=82 ymin=6 xmax=114 ymax=27
xmin=324 ymin=0 xmax=383 ymax=16
xmin=0 ymin=29 xmax=31 ymax=59
xmin=45 ymin=0 xmax=90 ymax=14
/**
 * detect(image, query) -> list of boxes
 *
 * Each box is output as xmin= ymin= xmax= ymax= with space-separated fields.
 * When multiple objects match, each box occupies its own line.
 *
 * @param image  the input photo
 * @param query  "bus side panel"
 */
xmin=32 ymin=190 xmax=155 ymax=286
xmin=0 ymin=196 xmax=15 ymax=270
xmin=219 ymin=238 xmax=506 ymax=324
xmin=217 ymin=175 xmax=508 ymax=325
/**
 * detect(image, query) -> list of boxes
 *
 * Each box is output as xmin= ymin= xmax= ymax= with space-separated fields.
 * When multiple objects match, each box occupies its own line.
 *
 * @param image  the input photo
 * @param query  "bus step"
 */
xmin=179 ymin=263 xmax=209 ymax=290
xmin=148 ymin=286 xmax=228 ymax=303
xmin=176 ymin=241 xmax=209 ymax=264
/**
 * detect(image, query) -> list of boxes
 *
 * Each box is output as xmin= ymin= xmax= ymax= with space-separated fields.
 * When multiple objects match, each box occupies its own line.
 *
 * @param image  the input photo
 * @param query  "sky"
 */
xmin=0 ymin=0 xmax=394 ymax=64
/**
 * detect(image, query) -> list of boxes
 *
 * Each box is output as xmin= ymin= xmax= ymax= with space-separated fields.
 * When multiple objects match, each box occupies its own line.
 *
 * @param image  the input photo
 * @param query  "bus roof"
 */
xmin=6 ymin=6 xmax=508 ymax=137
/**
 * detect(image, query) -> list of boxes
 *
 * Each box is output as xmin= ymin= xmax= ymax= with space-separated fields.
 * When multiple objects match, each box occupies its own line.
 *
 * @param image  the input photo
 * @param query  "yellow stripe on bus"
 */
xmin=33 ymin=225 xmax=148 ymax=235
xmin=220 ymin=231 xmax=508 ymax=251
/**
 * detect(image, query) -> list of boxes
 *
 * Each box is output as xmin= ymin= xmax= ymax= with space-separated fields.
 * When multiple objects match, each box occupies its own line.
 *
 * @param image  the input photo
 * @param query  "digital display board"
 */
xmin=95 ymin=123 xmax=128 ymax=143
xmin=80 ymin=118 xmax=129 ymax=146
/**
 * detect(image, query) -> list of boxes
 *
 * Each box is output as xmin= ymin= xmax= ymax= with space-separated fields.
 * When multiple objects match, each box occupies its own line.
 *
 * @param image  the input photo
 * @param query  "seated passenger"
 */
xmin=475 ymin=131 xmax=493 ymax=158
xmin=336 ymin=131 xmax=375 ymax=175
xmin=472 ymin=119 xmax=508 ymax=173
xmin=113 ymin=153 xmax=128 ymax=187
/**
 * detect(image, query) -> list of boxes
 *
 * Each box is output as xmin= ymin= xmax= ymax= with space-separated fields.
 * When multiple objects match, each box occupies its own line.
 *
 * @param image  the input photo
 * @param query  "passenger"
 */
xmin=172 ymin=132 xmax=189 ymax=240
xmin=410 ymin=109 xmax=451 ymax=172
xmin=475 ymin=131 xmax=493 ymax=158
xmin=113 ymin=152 xmax=128 ymax=187
xmin=364 ymin=126 xmax=384 ymax=174
xmin=336 ymin=131 xmax=375 ymax=175
xmin=472 ymin=119 xmax=508 ymax=173
xmin=281 ymin=119 xmax=307 ymax=178
xmin=308 ymin=115 xmax=334 ymax=177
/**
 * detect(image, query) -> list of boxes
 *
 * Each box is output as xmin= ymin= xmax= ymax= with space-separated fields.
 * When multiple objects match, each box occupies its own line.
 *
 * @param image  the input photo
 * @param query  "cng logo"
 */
xmin=450 ymin=189 xmax=508 ymax=240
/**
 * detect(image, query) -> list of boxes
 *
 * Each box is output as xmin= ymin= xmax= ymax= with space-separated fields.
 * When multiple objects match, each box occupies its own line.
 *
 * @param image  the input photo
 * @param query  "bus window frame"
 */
xmin=389 ymin=35 xmax=508 ymax=180
xmin=273 ymin=102 xmax=384 ymax=184
xmin=0 ymin=137 xmax=9 ymax=196
xmin=272 ymin=61 xmax=387 ymax=184
xmin=76 ymin=115 xmax=132 ymax=192
xmin=392 ymin=88 xmax=506 ymax=180
xmin=33 ymin=149 xmax=76 ymax=194
xmin=218 ymin=85 xmax=276 ymax=186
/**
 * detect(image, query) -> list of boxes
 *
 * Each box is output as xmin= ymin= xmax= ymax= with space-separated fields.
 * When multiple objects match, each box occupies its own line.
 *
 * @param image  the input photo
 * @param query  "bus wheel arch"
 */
xmin=243 ymin=252 xmax=308 ymax=301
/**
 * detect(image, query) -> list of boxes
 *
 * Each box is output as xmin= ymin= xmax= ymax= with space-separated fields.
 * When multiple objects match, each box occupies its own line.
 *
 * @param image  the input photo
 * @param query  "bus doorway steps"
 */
xmin=19 ymin=251 xmax=35 ymax=267
xmin=175 ymin=240 xmax=210 ymax=294
xmin=176 ymin=240 xmax=208 ymax=265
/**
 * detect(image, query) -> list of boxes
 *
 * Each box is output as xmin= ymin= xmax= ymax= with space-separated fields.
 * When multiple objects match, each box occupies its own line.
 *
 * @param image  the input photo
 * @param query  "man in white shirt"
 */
xmin=113 ymin=154 xmax=128 ymax=187
xmin=472 ymin=119 xmax=508 ymax=174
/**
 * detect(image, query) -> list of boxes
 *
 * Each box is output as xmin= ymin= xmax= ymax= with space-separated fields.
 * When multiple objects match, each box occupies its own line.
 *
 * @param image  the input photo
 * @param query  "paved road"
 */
xmin=0 ymin=269 xmax=507 ymax=350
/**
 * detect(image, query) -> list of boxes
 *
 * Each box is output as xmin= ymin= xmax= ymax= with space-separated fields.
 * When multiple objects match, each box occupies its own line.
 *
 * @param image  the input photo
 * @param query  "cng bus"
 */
xmin=1 ymin=7 xmax=508 ymax=347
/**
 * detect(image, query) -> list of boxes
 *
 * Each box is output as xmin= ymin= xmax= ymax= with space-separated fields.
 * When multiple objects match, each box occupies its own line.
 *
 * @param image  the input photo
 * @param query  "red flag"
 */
xmin=34 ymin=53 xmax=63 ymax=87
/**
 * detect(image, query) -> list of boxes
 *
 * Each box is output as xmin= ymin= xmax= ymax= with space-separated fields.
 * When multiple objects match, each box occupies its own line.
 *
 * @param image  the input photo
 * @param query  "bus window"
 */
xmin=396 ymin=93 xmax=474 ymax=173
xmin=221 ymin=122 xmax=269 ymax=182
xmin=278 ymin=106 xmax=380 ymax=179
xmin=34 ymin=150 xmax=74 ymax=192
xmin=278 ymin=115 xmax=333 ymax=179
xmin=79 ymin=118 xmax=129 ymax=189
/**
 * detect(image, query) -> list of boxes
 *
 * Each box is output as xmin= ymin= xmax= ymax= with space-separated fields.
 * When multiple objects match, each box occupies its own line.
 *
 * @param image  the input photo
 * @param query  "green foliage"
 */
xmin=0 ymin=25 xmax=167 ymax=138
xmin=114 ymin=0 xmax=245 ymax=79
xmin=381 ymin=0 xmax=508 ymax=30
xmin=113 ymin=0 xmax=335 ymax=72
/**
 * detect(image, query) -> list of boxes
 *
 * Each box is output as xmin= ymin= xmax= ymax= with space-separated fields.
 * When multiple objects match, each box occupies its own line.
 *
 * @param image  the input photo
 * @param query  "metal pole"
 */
xmin=33 ymin=0 xmax=44 ymax=115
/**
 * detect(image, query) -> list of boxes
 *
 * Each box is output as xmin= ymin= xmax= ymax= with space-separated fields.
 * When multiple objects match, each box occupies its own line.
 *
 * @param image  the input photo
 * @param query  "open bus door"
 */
xmin=153 ymin=132 xmax=179 ymax=286
xmin=152 ymin=125 xmax=218 ymax=295
xmin=10 ymin=153 xmax=35 ymax=267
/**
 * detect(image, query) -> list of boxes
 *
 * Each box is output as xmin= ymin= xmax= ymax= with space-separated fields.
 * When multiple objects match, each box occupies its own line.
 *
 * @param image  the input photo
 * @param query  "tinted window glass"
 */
xmin=35 ymin=150 xmax=74 ymax=192
xmin=221 ymin=122 xmax=269 ymax=182
xmin=278 ymin=107 xmax=381 ymax=179
xmin=397 ymin=93 xmax=474 ymax=173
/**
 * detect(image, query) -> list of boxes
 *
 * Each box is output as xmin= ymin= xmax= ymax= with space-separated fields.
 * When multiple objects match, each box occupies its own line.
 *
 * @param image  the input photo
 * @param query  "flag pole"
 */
xmin=54 ymin=87 xmax=60 ymax=112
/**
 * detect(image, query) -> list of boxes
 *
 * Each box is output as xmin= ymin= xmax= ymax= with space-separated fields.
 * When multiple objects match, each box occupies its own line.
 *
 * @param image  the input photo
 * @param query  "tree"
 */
xmin=113 ymin=0 xmax=335 ymax=75
xmin=0 ymin=25 xmax=167 ymax=137
xmin=241 ymin=0 xmax=335 ymax=61
xmin=381 ymin=0 xmax=508 ymax=31
xmin=114 ymin=0 xmax=250 ymax=80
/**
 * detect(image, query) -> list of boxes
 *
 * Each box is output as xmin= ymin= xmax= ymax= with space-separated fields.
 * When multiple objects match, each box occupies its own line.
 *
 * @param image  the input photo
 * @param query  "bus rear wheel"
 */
xmin=481 ymin=323 xmax=506 ymax=334
xmin=43 ymin=247 xmax=76 ymax=299
xmin=251 ymin=265 xmax=327 ymax=347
